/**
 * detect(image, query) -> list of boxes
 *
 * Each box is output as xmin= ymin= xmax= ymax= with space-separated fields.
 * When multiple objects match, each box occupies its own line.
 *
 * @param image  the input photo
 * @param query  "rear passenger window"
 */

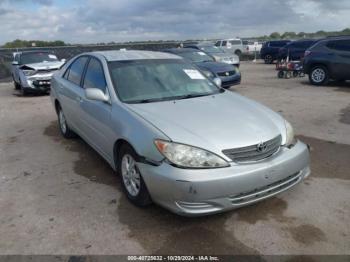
xmin=67 ymin=56 xmax=88 ymax=86
xmin=222 ymin=41 xmax=227 ymax=46
xmin=83 ymin=58 xmax=107 ymax=92
xmin=327 ymin=40 xmax=350 ymax=51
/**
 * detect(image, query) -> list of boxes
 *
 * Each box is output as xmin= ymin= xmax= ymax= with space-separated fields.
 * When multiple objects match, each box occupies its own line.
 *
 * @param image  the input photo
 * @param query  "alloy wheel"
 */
xmin=311 ymin=68 xmax=326 ymax=83
xmin=121 ymin=154 xmax=141 ymax=197
xmin=59 ymin=110 xmax=67 ymax=134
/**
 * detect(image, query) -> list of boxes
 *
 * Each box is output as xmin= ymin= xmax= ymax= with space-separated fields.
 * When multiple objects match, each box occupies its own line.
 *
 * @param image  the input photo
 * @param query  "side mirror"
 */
xmin=85 ymin=88 xmax=109 ymax=103
xmin=213 ymin=77 xmax=222 ymax=87
xmin=61 ymin=59 xmax=66 ymax=63
xmin=12 ymin=61 xmax=19 ymax=65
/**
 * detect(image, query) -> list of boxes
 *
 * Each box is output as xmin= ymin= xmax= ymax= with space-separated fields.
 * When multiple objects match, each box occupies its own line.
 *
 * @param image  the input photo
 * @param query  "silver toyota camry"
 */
xmin=50 ymin=50 xmax=310 ymax=216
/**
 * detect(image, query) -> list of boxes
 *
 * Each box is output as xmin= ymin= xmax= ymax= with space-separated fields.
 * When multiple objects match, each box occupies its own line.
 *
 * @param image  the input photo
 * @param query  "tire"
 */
xmin=20 ymin=85 xmax=27 ymax=96
xmin=13 ymin=77 xmax=21 ymax=90
xmin=118 ymin=144 xmax=152 ymax=207
xmin=57 ymin=105 xmax=77 ymax=138
xmin=277 ymin=71 xmax=284 ymax=78
xmin=285 ymin=71 xmax=292 ymax=79
xmin=293 ymin=71 xmax=299 ymax=77
xmin=309 ymin=65 xmax=329 ymax=86
xmin=264 ymin=55 xmax=273 ymax=64
xmin=235 ymin=50 xmax=242 ymax=57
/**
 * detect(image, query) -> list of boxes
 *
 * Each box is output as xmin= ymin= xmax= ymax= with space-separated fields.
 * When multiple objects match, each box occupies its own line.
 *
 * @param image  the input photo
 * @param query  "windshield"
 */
xmin=109 ymin=59 xmax=221 ymax=104
xmin=179 ymin=51 xmax=214 ymax=63
xmin=199 ymin=46 xmax=223 ymax=54
xmin=20 ymin=52 xmax=58 ymax=64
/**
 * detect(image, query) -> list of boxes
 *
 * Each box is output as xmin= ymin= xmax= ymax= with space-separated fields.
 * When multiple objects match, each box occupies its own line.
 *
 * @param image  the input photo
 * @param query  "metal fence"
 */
xmin=0 ymin=42 xmax=180 ymax=80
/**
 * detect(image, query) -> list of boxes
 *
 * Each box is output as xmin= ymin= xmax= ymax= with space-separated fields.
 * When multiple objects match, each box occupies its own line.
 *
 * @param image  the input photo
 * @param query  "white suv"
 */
xmin=215 ymin=38 xmax=244 ymax=56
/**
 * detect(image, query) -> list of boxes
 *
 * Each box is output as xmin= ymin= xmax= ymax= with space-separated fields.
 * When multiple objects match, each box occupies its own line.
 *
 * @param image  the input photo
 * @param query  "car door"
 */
xmin=80 ymin=57 xmax=114 ymax=161
xmin=58 ymin=56 xmax=89 ymax=135
xmin=326 ymin=40 xmax=350 ymax=79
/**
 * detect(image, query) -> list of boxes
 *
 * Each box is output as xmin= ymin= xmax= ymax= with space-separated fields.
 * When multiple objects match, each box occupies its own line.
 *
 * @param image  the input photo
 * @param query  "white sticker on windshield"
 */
xmin=48 ymin=54 xmax=57 ymax=59
xmin=197 ymin=52 xmax=206 ymax=56
xmin=183 ymin=69 xmax=205 ymax=80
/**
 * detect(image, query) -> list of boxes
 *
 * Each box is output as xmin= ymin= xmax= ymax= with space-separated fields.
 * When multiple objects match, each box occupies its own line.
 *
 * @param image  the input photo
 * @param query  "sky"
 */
xmin=0 ymin=0 xmax=349 ymax=44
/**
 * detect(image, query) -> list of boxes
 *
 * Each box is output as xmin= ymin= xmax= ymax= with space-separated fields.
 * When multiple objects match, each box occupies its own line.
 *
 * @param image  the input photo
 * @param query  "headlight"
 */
xmin=201 ymin=69 xmax=215 ymax=79
xmin=284 ymin=120 xmax=297 ymax=147
xmin=154 ymin=140 xmax=229 ymax=168
xmin=23 ymin=70 xmax=36 ymax=76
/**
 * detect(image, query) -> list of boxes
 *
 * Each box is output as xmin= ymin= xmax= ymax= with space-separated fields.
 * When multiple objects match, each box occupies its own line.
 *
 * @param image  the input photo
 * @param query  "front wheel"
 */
xmin=309 ymin=66 xmax=329 ymax=86
xmin=118 ymin=144 xmax=152 ymax=207
xmin=235 ymin=50 xmax=242 ymax=57
xmin=13 ymin=77 xmax=21 ymax=90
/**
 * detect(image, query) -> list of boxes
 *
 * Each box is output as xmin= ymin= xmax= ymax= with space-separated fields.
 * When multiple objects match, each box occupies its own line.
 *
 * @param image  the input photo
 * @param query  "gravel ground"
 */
xmin=0 ymin=61 xmax=349 ymax=256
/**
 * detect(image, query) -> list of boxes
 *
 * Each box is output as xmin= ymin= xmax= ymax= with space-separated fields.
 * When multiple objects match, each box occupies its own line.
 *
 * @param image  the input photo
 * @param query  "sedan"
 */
xmin=184 ymin=44 xmax=240 ymax=67
xmin=164 ymin=48 xmax=241 ymax=88
xmin=51 ymin=50 xmax=310 ymax=216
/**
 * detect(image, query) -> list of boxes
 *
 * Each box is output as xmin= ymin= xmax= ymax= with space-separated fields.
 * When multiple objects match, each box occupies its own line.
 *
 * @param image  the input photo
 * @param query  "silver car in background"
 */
xmin=50 ymin=50 xmax=310 ymax=216
xmin=184 ymin=44 xmax=240 ymax=67
xmin=12 ymin=51 xmax=65 ymax=95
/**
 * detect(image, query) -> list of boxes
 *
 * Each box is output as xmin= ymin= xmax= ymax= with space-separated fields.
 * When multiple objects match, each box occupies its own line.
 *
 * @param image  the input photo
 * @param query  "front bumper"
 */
xmin=137 ymin=140 xmax=310 ymax=216
xmin=220 ymin=73 xmax=241 ymax=88
xmin=21 ymin=72 xmax=55 ymax=93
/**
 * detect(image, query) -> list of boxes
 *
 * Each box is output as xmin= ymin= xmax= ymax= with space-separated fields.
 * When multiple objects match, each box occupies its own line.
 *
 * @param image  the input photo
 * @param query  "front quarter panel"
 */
xmin=110 ymin=104 xmax=169 ymax=164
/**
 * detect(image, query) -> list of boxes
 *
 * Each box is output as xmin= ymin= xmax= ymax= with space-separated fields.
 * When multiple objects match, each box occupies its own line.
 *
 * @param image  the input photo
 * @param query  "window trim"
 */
xmin=82 ymin=56 xmax=108 ymax=92
xmin=63 ymin=55 xmax=90 ymax=87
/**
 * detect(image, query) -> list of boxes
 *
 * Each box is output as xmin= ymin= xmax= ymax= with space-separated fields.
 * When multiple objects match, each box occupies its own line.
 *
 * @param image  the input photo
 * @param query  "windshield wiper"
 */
xmin=175 ymin=93 xmax=213 ymax=100
xmin=128 ymin=98 xmax=167 ymax=104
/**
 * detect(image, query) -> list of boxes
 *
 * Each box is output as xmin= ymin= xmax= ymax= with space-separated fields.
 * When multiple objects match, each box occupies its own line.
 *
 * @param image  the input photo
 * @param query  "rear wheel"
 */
xmin=264 ymin=55 xmax=273 ymax=64
xmin=309 ymin=65 xmax=329 ymax=86
xmin=277 ymin=71 xmax=284 ymax=78
xmin=235 ymin=50 xmax=242 ymax=57
xmin=57 ymin=105 xmax=77 ymax=138
xmin=118 ymin=144 xmax=152 ymax=207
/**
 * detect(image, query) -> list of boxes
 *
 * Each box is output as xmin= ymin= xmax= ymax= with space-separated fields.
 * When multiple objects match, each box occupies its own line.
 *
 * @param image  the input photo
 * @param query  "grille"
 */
xmin=222 ymin=135 xmax=282 ymax=163
xmin=217 ymin=70 xmax=236 ymax=77
xmin=229 ymin=171 xmax=302 ymax=205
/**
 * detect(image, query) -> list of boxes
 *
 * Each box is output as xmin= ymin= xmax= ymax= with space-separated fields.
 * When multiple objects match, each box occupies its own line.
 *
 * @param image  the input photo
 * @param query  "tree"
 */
xmin=269 ymin=32 xmax=281 ymax=39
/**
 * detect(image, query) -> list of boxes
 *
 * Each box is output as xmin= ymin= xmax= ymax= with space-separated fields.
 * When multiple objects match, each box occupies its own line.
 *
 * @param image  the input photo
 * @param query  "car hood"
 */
xmin=195 ymin=61 xmax=235 ymax=73
xmin=126 ymin=92 xmax=286 ymax=159
xmin=20 ymin=61 xmax=65 ymax=71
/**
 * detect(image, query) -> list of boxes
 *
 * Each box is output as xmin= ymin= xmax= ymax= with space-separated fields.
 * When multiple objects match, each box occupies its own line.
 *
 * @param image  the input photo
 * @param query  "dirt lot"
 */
xmin=0 ymin=61 xmax=349 ymax=256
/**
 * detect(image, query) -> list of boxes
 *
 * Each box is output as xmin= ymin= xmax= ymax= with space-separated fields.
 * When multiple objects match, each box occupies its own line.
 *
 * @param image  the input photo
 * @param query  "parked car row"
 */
xmin=261 ymin=36 xmax=350 ymax=85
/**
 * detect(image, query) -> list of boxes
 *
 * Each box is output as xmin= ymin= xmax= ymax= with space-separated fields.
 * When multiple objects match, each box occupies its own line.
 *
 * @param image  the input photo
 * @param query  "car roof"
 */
xmin=164 ymin=48 xmax=199 ymax=54
xmin=91 ymin=50 xmax=182 ymax=61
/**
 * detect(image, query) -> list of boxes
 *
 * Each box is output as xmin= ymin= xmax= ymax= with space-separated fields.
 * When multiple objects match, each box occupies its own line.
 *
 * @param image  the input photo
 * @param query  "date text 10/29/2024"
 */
xmin=128 ymin=256 xmax=219 ymax=261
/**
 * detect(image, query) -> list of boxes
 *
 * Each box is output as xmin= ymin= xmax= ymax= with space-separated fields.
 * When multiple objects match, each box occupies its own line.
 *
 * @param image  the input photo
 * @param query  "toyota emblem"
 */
xmin=257 ymin=142 xmax=268 ymax=152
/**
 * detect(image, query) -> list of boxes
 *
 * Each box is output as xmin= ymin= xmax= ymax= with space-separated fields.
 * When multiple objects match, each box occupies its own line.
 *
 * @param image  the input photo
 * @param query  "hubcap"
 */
xmin=121 ymin=154 xmax=141 ymax=197
xmin=311 ymin=68 xmax=325 ymax=83
xmin=265 ymin=55 xmax=272 ymax=62
xmin=59 ymin=110 xmax=67 ymax=134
